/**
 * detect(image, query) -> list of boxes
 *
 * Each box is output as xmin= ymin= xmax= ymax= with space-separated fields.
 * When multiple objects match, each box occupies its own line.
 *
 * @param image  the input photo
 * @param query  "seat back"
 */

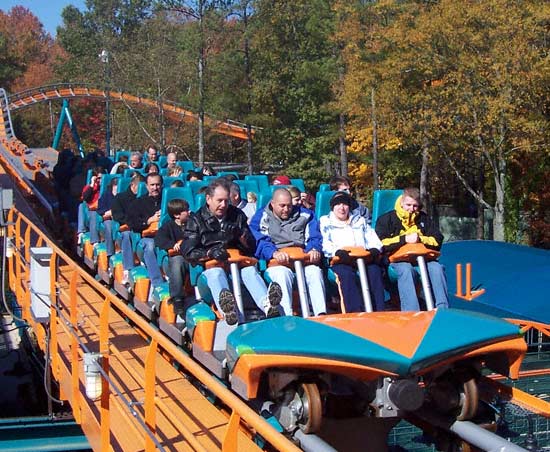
xmin=115 ymin=150 xmax=131 ymax=162
xmin=177 ymin=160 xmax=195 ymax=173
xmin=160 ymin=186 xmax=195 ymax=225
xmin=99 ymin=174 xmax=121 ymax=197
xmin=245 ymin=174 xmax=269 ymax=193
xmin=124 ymin=168 xmax=146 ymax=178
xmin=235 ymin=179 xmax=259 ymax=200
xmin=315 ymin=190 xmax=337 ymax=219
xmin=371 ymin=189 xmax=403 ymax=229
xmin=217 ymin=171 xmax=239 ymax=179
xmin=290 ymin=178 xmax=306 ymax=192
xmin=187 ymin=180 xmax=209 ymax=196
xmin=318 ymin=183 xmax=330 ymax=192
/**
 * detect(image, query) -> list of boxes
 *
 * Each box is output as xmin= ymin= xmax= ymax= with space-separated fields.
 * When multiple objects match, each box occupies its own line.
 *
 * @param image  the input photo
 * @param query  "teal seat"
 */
xmin=258 ymin=185 xmax=292 ymax=208
xmin=371 ymin=189 xmax=403 ymax=229
xmin=158 ymin=155 xmax=167 ymax=168
xmin=194 ymin=193 xmax=206 ymax=211
xmin=124 ymin=168 xmax=146 ymax=178
xmin=245 ymin=174 xmax=269 ymax=193
xmin=162 ymin=176 xmax=184 ymax=188
xmin=117 ymin=176 xmax=131 ymax=193
xmin=217 ymin=171 xmax=239 ymax=179
xmin=177 ymin=161 xmax=195 ymax=173
xmin=318 ymin=183 xmax=330 ymax=192
xmin=235 ymin=180 xmax=259 ymax=200
xmin=99 ymin=174 xmax=121 ymax=197
xmin=115 ymin=150 xmax=131 ymax=162
xmin=187 ymin=180 xmax=209 ymax=196
xmin=203 ymin=175 xmax=218 ymax=183
xmin=159 ymin=187 xmax=195 ymax=226
xmin=315 ymin=190 xmax=337 ymax=219
xmin=186 ymin=301 xmax=216 ymax=337
xmin=136 ymin=182 xmax=148 ymax=197
xmin=290 ymin=178 xmax=306 ymax=192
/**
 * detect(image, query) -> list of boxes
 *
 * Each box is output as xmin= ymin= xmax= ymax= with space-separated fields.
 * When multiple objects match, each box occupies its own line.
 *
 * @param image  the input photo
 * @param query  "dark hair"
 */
xmin=329 ymin=175 xmax=351 ymax=191
xmin=205 ymin=178 xmax=230 ymax=197
xmin=186 ymin=170 xmax=202 ymax=181
xmin=168 ymin=198 xmax=189 ymax=217
xmin=130 ymin=174 xmax=143 ymax=186
xmin=108 ymin=177 xmax=119 ymax=190
xmin=201 ymin=165 xmax=214 ymax=176
xmin=145 ymin=173 xmax=163 ymax=185
xmin=170 ymin=180 xmax=184 ymax=188
xmin=144 ymin=162 xmax=159 ymax=173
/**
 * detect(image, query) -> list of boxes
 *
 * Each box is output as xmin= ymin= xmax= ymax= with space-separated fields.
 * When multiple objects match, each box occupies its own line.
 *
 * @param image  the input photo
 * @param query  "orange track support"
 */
xmin=8 ymin=84 xmax=254 ymax=140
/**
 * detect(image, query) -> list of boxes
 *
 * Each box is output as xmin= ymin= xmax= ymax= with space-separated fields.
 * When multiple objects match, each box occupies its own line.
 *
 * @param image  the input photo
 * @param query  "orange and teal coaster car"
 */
xmin=223 ymin=309 xmax=525 ymax=434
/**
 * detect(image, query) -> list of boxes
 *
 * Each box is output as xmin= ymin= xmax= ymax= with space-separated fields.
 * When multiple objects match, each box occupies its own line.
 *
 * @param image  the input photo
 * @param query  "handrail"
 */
xmin=0 ymin=141 xmax=54 ymax=216
xmin=6 ymin=83 xmax=256 ymax=140
xmin=0 ymin=87 xmax=15 ymax=138
xmin=7 ymin=208 xmax=300 ymax=452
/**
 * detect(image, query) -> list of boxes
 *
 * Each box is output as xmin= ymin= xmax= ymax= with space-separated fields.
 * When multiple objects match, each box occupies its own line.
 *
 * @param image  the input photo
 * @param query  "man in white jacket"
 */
xmin=320 ymin=191 xmax=385 ymax=312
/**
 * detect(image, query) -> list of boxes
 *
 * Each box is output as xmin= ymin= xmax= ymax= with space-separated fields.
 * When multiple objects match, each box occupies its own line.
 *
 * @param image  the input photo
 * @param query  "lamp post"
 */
xmin=99 ymin=49 xmax=111 ymax=158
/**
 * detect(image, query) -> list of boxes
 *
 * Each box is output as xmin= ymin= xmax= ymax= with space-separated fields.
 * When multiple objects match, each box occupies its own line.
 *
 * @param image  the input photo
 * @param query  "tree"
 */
xmin=251 ymin=0 xmax=340 ymax=188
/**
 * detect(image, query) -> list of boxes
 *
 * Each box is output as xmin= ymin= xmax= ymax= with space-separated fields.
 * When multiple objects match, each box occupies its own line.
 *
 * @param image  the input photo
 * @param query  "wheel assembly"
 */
xmin=297 ymin=383 xmax=322 ymax=433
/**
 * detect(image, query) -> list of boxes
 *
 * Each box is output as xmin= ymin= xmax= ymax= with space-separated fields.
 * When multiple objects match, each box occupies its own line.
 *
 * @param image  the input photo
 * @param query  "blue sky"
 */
xmin=1 ymin=0 xmax=87 ymax=36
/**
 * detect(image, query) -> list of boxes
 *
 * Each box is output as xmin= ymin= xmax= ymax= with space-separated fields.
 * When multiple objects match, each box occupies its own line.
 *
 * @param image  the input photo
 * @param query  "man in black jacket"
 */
xmin=127 ymin=173 xmax=164 ymax=289
xmin=112 ymin=175 xmax=141 ymax=281
xmin=181 ymin=178 xmax=281 ymax=324
xmin=375 ymin=187 xmax=448 ymax=311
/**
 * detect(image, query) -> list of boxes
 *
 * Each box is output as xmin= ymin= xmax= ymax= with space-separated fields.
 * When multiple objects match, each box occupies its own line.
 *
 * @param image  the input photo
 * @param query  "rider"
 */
xmin=180 ymin=178 xmax=282 ymax=324
xmin=250 ymin=188 xmax=326 ymax=316
xmin=375 ymin=187 xmax=449 ymax=311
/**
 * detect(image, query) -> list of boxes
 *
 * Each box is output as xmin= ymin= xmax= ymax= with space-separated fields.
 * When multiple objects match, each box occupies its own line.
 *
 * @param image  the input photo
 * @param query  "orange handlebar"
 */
xmin=141 ymin=221 xmax=159 ymax=238
xmin=388 ymin=243 xmax=440 ymax=263
xmin=203 ymin=248 xmax=257 ymax=269
xmin=268 ymin=246 xmax=311 ymax=268
xmin=330 ymin=246 xmax=372 ymax=265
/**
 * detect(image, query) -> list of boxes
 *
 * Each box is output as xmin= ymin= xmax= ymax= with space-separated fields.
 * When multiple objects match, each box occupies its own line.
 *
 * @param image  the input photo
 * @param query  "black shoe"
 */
xmin=265 ymin=282 xmax=282 ymax=318
xmin=219 ymin=289 xmax=239 ymax=326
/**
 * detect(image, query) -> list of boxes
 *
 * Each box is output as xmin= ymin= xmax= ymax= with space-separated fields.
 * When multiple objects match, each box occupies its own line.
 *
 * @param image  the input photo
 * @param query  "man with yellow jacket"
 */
xmin=375 ymin=187 xmax=449 ymax=311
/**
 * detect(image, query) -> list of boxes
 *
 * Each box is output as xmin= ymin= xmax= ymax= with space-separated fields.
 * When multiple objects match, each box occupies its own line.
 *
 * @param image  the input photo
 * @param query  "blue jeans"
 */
xmin=139 ymin=238 xmax=163 ymax=287
xmin=103 ymin=220 xmax=114 ymax=256
xmin=390 ymin=261 xmax=449 ymax=311
xmin=202 ymin=265 xmax=269 ymax=322
xmin=168 ymin=255 xmax=187 ymax=298
xmin=265 ymin=264 xmax=326 ymax=316
xmin=332 ymin=262 xmax=385 ymax=312
xmin=121 ymin=231 xmax=134 ymax=270
xmin=77 ymin=204 xmax=99 ymax=243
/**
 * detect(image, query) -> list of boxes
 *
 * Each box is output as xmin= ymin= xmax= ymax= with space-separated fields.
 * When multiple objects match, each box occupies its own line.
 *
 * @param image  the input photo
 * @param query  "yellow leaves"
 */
xmin=346 ymin=127 xmax=402 ymax=155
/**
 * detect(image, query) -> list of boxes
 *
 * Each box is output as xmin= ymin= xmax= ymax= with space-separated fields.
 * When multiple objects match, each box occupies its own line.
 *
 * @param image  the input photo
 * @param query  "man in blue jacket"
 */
xmin=250 ymin=188 xmax=326 ymax=316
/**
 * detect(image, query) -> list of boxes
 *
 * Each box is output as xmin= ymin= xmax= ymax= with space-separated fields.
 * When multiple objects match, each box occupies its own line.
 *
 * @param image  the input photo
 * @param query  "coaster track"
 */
xmin=7 ymin=83 xmax=254 ymax=140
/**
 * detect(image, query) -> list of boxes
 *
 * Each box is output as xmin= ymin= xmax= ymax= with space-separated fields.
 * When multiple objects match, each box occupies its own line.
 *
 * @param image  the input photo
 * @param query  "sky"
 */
xmin=1 ymin=0 xmax=87 ymax=36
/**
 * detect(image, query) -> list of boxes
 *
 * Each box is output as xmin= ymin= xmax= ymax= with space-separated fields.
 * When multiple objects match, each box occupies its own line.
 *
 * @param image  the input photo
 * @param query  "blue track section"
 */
xmin=440 ymin=240 xmax=550 ymax=323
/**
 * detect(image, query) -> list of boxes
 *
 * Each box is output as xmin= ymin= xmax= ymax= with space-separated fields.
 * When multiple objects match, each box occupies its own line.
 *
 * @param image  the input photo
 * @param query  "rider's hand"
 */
xmin=335 ymin=249 xmax=352 ymax=265
xmin=405 ymin=232 xmax=418 ymax=244
xmin=308 ymin=249 xmax=321 ymax=264
xmin=208 ymin=245 xmax=228 ymax=261
xmin=273 ymin=250 xmax=289 ymax=264
xmin=368 ymin=248 xmax=380 ymax=260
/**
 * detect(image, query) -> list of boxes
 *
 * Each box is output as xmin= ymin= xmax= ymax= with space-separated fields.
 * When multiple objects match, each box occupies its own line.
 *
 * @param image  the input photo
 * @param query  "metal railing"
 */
xmin=6 ymin=208 xmax=299 ymax=452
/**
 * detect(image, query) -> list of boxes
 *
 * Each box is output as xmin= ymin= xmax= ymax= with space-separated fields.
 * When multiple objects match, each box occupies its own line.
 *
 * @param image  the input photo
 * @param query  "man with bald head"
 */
xmin=165 ymin=152 xmax=177 ymax=170
xmin=250 ymin=188 xmax=326 ymax=316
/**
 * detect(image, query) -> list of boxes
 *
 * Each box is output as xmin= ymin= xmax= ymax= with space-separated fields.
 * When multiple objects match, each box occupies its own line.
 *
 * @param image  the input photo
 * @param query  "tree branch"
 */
xmin=438 ymin=143 xmax=493 ymax=211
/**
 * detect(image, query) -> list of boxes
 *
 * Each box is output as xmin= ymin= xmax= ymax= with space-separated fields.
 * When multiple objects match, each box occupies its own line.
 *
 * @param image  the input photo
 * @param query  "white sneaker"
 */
xmin=121 ymin=270 xmax=129 ymax=285
xmin=77 ymin=233 xmax=83 ymax=245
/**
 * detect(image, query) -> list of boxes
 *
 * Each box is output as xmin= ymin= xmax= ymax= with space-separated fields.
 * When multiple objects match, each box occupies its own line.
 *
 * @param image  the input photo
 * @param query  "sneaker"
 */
xmin=219 ymin=289 xmax=239 ymax=326
xmin=265 ymin=282 xmax=282 ymax=318
xmin=121 ymin=270 xmax=129 ymax=286
xmin=77 ymin=233 xmax=83 ymax=245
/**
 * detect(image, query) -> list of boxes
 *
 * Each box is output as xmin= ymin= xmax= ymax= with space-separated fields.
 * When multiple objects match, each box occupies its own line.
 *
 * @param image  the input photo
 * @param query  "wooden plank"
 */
xmin=55 ymin=269 xmax=260 ymax=452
